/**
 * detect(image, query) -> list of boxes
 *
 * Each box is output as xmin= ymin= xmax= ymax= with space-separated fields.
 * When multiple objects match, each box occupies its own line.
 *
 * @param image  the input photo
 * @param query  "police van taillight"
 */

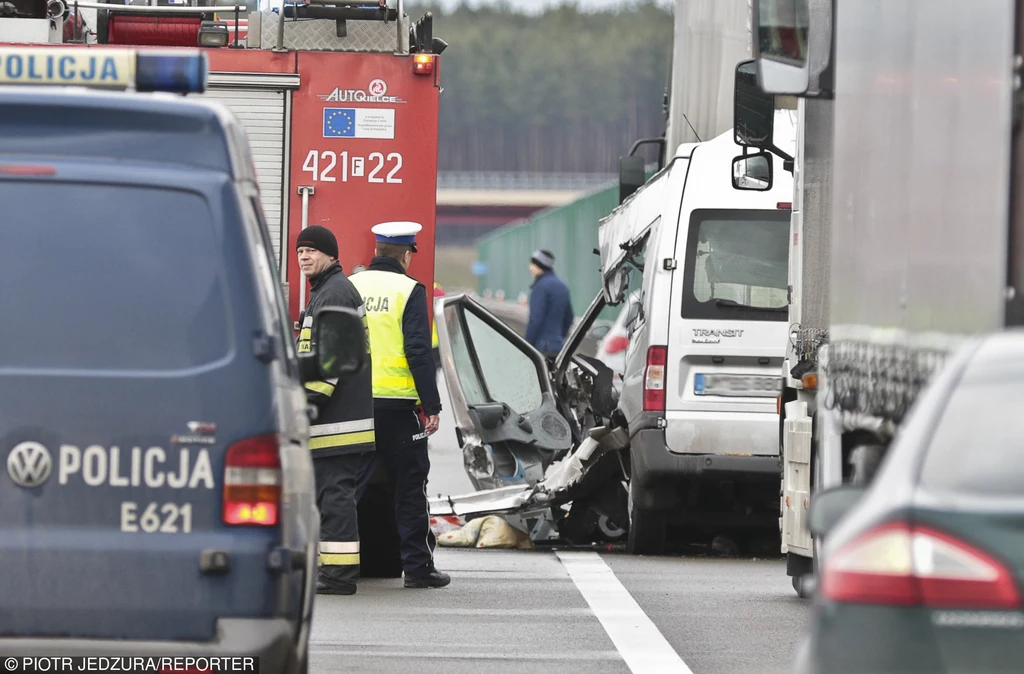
xmin=223 ymin=434 xmax=281 ymax=527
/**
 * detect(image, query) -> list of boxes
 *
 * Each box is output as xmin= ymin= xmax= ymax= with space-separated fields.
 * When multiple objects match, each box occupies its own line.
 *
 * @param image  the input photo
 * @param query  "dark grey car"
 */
xmin=796 ymin=330 xmax=1024 ymax=674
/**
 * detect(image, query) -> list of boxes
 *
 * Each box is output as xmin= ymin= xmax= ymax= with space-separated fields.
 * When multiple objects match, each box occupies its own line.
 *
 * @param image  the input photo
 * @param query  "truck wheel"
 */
xmin=792 ymin=573 xmax=815 ymax=599
xmin=787 ymin=552 xmax=813 ymax=599
xmin=794 ymin=544 xmax=821 ymax=599
xmin=626 ymin=460 xmax=667 ymax=555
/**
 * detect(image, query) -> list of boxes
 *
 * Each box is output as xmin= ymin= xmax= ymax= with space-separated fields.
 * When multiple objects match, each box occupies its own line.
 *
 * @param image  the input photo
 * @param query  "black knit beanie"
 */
xmin=296 ymin=225 xmax=338 ymax=259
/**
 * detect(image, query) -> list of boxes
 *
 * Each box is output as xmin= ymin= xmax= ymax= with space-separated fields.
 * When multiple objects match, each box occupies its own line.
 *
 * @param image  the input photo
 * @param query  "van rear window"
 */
xmin=0 ymin=181 xmax=230 ymax=371
xmin=680 ymin=209 xmax=790 ymax=322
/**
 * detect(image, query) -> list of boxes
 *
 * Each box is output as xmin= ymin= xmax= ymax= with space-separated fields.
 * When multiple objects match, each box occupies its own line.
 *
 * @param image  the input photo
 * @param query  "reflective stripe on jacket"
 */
xmin=297 ymin=263 xmax=375 ymax=457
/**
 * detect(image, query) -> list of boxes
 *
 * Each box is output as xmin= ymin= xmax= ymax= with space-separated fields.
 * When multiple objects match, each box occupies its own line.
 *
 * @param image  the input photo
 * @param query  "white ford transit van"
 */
xmin=603 ymin=110 xmax=796 ymax=554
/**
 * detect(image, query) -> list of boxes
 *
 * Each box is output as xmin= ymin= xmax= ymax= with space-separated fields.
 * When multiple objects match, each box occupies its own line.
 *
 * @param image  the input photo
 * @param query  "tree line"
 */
xmin=410 ymin=1 xmax=674 ymax=173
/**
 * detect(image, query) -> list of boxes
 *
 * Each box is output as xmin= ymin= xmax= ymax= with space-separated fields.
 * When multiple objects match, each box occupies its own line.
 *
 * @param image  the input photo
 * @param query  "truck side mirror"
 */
xmin=298 ymin=306 xmax=368 ymax=383
xmin=751 ymin=0 xmax=834 ymax=97
xmin=734 ymin=59 xmax=775 ymax=149
xmin=614 ymin=154 xmax=647 ymax=201
xmin=732 ymin=151 xmax=773 ymax=191
xmin=618 ymin=155 xmax=646 ymax=204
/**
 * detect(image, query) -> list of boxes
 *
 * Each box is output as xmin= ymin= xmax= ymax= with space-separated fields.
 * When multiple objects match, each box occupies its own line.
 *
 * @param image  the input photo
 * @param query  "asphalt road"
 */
xmin=308 ymin=375 xmax=811 ymax=674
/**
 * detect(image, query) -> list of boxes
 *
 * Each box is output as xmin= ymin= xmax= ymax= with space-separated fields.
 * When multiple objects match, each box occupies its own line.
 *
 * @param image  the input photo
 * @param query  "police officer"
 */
xmin=295 ymin=225 xmax=376 ymax=596
xmin=350 ymin=222 xmax=451 ymax=589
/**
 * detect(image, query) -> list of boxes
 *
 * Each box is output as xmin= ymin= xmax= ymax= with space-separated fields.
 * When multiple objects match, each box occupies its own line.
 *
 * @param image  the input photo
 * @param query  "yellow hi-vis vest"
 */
xmin=350 ymin=269 xmax=419 ymax=400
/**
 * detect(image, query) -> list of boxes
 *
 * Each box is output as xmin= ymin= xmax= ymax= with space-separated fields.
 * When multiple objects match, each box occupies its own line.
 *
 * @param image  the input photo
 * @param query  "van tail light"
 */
xmin=604 ymin=335 xmax=630 ymax=354
xmin=821 ymin=522 xmax=1021 ymax=609
xmin=223 ymin=434 xmax=281 ymax=526
xmin=643 ymin=346 xmax=667 ymax=412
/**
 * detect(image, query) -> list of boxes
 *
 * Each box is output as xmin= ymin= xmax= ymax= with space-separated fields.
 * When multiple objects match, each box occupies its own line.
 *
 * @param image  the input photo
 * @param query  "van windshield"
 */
xmin=0 ymin=181 xmax=231 ymax=372
xmin=681 ymin=208 xmax=790 ymax=322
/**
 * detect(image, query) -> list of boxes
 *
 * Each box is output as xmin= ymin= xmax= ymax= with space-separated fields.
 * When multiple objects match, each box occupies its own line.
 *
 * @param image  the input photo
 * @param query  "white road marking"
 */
xmin=557 ymin=550 xmax=694 ymax=674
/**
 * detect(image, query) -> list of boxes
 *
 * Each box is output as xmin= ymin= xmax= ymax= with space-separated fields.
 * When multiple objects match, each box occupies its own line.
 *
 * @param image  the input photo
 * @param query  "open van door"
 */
xmin=435 ymin=295 xmax=574 ymax=491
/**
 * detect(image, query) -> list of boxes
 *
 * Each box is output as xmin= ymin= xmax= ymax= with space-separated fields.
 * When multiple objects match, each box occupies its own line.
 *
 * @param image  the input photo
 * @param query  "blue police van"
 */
xmin=0 ymin=47 xmax=363 ymax=672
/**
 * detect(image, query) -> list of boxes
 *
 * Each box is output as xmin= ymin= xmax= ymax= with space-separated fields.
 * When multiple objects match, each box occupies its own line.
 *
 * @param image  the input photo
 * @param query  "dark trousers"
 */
xmin=355 ymin=407 xmax=436 ymax=577
xmin=313 ymin=452 xmax=366 ymax=588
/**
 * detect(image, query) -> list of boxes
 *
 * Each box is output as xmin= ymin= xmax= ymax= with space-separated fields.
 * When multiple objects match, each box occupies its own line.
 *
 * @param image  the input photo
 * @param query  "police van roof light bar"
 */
xmin=0 ymin=47 xmax=208 ymax=94
xmin=136 ymin=51 xmax=208 ymax=93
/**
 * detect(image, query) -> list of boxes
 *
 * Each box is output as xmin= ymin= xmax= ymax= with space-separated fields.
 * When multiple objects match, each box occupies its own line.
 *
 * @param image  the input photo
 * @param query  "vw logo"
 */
xmin=7 ymin=442 xmax=53 ymax=488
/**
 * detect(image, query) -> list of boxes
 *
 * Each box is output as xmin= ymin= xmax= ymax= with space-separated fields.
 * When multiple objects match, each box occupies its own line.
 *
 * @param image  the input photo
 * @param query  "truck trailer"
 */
xmin=734 ymin=0 xmax=1024 ymax=596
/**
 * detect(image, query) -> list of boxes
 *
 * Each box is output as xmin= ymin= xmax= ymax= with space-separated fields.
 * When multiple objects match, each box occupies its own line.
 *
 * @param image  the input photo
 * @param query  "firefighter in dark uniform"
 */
xmin=295 ymin=225 xmax=376 ymax=596
xmin=350 ymin=221 xmax=451 ymax=589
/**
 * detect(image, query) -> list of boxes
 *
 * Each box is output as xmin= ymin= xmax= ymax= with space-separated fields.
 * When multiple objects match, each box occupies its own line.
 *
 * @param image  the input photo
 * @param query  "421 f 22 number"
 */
xmin=301 ymin=150 xmax=403 ymax=184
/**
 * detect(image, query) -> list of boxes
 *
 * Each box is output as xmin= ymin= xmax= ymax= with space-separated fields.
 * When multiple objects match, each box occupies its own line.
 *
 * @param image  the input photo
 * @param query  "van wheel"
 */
xmin=628 ymin=507 xmax=667 ymax=555
xmin=626 ymin=469 xmax=667 ymax=555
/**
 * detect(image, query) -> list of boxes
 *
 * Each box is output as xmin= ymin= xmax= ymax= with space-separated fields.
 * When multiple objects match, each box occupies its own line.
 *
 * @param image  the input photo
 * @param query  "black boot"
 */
xmin=404 ymin=569 xmax=451 ymax=589
xmin=317 ymin=577 xmax=357 ymax=595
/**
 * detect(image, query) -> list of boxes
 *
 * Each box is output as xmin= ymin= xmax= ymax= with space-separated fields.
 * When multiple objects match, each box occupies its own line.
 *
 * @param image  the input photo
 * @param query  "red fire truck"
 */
xmin=0 ymin=0 xmax=445 ymax=325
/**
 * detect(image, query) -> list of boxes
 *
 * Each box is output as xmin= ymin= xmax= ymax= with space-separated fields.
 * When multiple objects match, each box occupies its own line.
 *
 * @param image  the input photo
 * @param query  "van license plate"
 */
xmin=694 ymin=374 xmax=781 ymax=397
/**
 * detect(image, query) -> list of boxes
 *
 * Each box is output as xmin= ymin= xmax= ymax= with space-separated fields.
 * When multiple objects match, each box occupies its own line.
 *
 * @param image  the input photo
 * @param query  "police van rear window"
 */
xmin=0 ymin=181 xmax=231 ymax=372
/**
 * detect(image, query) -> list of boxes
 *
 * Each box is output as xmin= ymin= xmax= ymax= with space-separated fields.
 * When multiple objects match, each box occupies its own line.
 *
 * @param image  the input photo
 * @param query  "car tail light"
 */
xmin=643 ymin=346 xmax=667 ymax=411
xmin=604 ymin=335 xmax=629 ymax=354
xmin=821 ymin=522 xmax=1021 ymax=609
xmin=223 ymin=434 xmax=281 ymax=526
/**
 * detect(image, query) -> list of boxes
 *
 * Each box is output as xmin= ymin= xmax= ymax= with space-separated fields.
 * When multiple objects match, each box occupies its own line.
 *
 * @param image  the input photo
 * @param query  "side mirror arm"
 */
xmin=769 ymin=143 xmax=795 ymax=165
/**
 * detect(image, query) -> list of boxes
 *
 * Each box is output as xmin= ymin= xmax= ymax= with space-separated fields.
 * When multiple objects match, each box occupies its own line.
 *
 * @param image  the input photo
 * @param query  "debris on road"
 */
xmin=429 ymin=514 xmax=465 ymax=537
xmin=438 ymin=515 xmax=535 ymax=550
xmin=428 ymin=420 xmax=630 ymax=546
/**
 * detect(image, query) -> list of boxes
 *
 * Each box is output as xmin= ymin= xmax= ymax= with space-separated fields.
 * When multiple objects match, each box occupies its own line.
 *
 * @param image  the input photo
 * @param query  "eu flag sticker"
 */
xmin=322 ymin=107 xmax=395 ymax=139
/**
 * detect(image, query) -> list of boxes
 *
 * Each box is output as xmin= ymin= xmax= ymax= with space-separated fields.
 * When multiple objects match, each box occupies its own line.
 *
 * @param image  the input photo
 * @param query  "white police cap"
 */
xmin=372 ymin=221 xmax=423 ymax=252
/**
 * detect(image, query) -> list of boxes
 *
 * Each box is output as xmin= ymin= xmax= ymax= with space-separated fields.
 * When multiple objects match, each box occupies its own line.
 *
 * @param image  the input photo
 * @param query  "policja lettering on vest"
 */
xmin=350 ymin=221 xmax=451 ymax=589
xmin=296 ymin=224 xmax=376 ymax=596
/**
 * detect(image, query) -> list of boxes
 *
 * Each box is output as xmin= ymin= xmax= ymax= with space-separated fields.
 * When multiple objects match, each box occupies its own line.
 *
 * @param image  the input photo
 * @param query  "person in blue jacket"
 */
xmin=525 ymin=249 xmax=575 ymax=358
